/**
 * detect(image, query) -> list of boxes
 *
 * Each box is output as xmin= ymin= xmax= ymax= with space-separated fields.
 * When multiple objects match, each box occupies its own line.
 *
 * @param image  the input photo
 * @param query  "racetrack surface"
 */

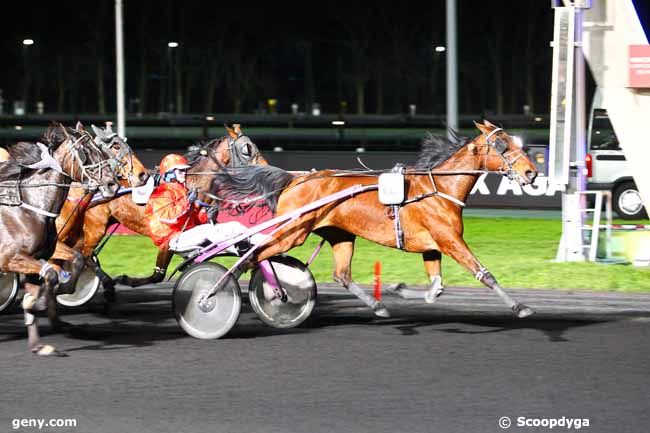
xmin=1 ymin=283 xmax=649 ymax=433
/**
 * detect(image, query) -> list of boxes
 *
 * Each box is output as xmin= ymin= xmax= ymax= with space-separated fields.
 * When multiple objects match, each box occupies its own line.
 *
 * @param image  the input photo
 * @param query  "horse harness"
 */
xmin=376 ymin=128 xmax=526 ymax=250
xmin=0 ymin=133 xmax=125 ymax=218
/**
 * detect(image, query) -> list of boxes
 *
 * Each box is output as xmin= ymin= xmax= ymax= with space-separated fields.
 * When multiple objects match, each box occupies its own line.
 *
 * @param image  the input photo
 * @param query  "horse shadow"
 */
xmin=293 ymin=295 xmax=645 ymax=343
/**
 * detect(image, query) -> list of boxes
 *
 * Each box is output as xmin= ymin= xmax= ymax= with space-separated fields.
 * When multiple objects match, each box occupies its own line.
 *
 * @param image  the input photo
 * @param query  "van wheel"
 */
xmin=613 ymin=181 xmax=647 ymax=220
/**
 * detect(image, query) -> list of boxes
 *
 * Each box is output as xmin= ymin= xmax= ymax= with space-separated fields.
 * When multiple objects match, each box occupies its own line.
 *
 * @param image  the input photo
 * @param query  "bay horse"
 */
xmin=213 ymin=120 xmax=538 ymax=318
xmin=61 ymin=124 xmax=266 ymax=295
xmin=0 ymin=124 xmax=121 ymax=355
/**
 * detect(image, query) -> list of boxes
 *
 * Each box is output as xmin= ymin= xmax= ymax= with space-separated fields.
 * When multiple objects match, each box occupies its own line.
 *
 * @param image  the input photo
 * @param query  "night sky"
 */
xmin=0 ymin=1 xmax=648 ymax=116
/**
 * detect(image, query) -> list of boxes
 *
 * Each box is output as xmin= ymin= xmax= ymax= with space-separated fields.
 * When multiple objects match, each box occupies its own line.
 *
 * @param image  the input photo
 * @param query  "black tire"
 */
xmin=613 ymin=181 xmax=648 ymax=220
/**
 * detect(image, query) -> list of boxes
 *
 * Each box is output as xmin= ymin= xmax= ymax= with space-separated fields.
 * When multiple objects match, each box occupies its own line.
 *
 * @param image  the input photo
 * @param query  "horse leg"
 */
xmin=47 ymin=242 xmax=85 ymax=331
xmin=114 ymin=247 xmax=172 ymax=288
xmin=7 ymin=254 xmax=65 ymax=355
xmin=423 ymin=250 xmax=444 ymax=303
xmin=388 ymin=250 xmax=444 ymax=303
xmin=50 ymin=242 xmax=85 ymax=295
xmin=439 ymin=236 xmax=534 ymax=318
xmin=328 ymin=234 xmax=390 ymax=318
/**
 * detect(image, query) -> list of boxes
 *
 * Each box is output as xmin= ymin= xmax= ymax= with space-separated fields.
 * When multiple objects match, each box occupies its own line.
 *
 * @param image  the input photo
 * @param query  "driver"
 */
xmin=145 ymin=153 xmax=266 ymax=253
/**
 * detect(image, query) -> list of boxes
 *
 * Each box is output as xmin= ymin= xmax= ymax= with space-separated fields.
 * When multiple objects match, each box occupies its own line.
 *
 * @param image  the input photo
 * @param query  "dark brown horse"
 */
xmin=60 ymin=124 xmax=267 ymax=294
xmin=214 ymin=120 xmax=539 ymax=318
xmin=0 ymin=124 xmax=121 ymax=355
xmin=52 ymin=124 xmax=148 ymax=290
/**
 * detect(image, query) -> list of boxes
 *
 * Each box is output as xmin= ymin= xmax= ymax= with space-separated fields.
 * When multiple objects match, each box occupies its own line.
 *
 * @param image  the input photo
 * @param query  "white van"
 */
xmin=587 ymin=102 xmax=648 ymax=219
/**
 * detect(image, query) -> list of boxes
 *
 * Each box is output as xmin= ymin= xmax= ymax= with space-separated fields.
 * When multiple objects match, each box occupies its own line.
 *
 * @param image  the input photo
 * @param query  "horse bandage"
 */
xmin=39 ymin=263 xmax=56 ymax=279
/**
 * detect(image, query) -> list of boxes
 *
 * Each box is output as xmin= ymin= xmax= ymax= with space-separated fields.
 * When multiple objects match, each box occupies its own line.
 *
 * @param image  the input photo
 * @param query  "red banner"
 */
xmin=629 ymin=45 xmax=650 ymax=88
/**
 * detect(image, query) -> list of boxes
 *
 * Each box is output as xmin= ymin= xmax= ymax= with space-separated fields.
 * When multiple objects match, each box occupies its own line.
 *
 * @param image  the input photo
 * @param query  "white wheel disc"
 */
xmin=249 ymin=256 xmax=317 ymax=329
xmin=173 ymin=262 xmax=241 ymax=339
xmin=56 ymin=266 xmax=101 ymax=307
xmin=0 ymin=272 xmax=19 ymax=313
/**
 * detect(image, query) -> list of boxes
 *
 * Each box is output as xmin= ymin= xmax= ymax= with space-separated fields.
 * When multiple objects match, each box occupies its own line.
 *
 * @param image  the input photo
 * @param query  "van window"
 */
xmin=589 ymin=109 xmax=620 ymax=150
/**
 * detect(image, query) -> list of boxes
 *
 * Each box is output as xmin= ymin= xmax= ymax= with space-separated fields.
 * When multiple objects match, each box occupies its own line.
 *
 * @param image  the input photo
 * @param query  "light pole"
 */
xmin=22 ymin=39 xmax=34 ymax=114
xmin=446 ymin=0 xmax=458 ymax=136
xmin=167 ymin=42 xmax=178 ymax=113
xmin=115 ymin=0 xmax=125 ymax=137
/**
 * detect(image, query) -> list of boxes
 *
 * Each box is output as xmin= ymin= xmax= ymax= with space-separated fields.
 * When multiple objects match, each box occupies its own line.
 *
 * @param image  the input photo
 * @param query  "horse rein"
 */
xmin=206 ymin=129 xmax=529 ymax=211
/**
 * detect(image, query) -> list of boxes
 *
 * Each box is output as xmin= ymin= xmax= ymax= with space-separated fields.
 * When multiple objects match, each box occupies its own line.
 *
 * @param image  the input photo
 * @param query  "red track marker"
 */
xmin=373 ymin=261 xmax=382 ymax=300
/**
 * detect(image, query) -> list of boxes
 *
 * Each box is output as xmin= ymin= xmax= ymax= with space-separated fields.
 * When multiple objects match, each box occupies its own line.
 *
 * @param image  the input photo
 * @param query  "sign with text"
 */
xmin=629 ymin=45 xmax=650 ymax=87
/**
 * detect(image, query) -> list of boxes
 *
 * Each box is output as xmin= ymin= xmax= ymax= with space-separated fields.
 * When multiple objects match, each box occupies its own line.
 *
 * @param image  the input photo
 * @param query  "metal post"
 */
xmin=552 ymin=1 xmax=591 ymax=262
xmin=115 ymin=0 xmax=126 ymax=137
xmin=446 ymin=0 xmax=458 ymax=136
xmin=574 ymin=7 xmax=587 ymax=194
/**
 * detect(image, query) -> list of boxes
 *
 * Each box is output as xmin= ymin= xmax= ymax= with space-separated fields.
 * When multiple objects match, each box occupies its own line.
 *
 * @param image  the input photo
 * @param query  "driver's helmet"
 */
xmin=159 ymin=154 xmax=190 ymax=183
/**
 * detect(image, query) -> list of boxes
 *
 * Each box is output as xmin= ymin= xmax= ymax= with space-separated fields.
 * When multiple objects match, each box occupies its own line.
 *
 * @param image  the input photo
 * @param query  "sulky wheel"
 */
xmin=172 ymin=262 xmax=241 ymax=339
xmin=56 ymin=264 xmax=101 ymax=307
xmin=248 ymin=256 xmax=317 ymax=329
xmin=0 ymin=272 xmax=19 ymax=313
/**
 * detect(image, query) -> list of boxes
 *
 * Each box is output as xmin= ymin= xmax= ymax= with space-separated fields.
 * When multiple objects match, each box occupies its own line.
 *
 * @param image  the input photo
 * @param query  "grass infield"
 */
xmin=98 ymin=217 xmax=650 ymax=292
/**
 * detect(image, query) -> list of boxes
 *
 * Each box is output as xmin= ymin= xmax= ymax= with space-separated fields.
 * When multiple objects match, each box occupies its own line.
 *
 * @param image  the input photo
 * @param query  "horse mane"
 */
xmin=185 ymin=136 xmax=225 ymax=166
xmin=0 ymin=123 xmax=80 ymax=180
xmin=0 ymin=140 xmax=51 ymax=179
xmin=211 ymin=165 xmax=294 ymax=213
xmin=7 ymin=141 xmax=44 ymax=165
xmin=414 ymin=129 xmax=471 ymax=170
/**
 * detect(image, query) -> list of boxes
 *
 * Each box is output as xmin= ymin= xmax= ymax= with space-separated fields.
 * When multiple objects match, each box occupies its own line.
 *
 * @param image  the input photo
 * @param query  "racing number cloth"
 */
xmin=145 ymin=182 xmax=207 ymax=248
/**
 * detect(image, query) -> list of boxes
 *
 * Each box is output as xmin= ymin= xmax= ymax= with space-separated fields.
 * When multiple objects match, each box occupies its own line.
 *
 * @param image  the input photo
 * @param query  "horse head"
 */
xmin=44 ymin=123 xmax=120 ymax=198
xmin=222 ymin=124 xmax=268 ymax=167
xmin=90 ymin=123 xmax=149 ymax=187
xmin=471 ymin=120 xmax=538 ymax=185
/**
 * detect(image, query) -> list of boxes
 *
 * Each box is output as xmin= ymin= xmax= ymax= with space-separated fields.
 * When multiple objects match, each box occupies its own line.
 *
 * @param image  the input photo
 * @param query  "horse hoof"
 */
xmin=424 ymin=288 xmax=444 ymax=304
xmin=387 ymin=282 xmax=407 ymax=292
xmin=32 ymin=344 xmax=68 ymax=357
xmin=373 ymin=304 xmax=391 ymax=318
xmin=513 ymin=303 xmax=535 ymax=319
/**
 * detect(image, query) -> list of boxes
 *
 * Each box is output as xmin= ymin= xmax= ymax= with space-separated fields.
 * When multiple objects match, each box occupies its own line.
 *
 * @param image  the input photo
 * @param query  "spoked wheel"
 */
xmin=0 ymin=272 xmax=19 ymax=313
xmin=56 ymin=263 xmax=101 ymax=307
xmin=248 ymin=256 xmax=317 ymax=329
xmin=173 ymin=262 xmax=241 ymax=339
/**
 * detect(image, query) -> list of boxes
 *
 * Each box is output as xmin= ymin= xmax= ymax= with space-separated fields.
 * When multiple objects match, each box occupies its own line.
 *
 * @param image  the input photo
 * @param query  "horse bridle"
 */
xmin=227 ymin=134 xmax=260 ymax=167
xmin=92 ymin=132 xmax=136 ymax=184
xmin=480 ymin=128 xmax=527 ymax=180
xmin=62 ymin=131 xmax=119 ymax=190
xmin=197 ymin=135 xmax=260 ymax=169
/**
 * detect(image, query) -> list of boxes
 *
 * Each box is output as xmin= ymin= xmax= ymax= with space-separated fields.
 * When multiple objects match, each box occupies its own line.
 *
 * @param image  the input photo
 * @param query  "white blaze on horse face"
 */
xmin=512 ymin=136 xmax=524 ymax=148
